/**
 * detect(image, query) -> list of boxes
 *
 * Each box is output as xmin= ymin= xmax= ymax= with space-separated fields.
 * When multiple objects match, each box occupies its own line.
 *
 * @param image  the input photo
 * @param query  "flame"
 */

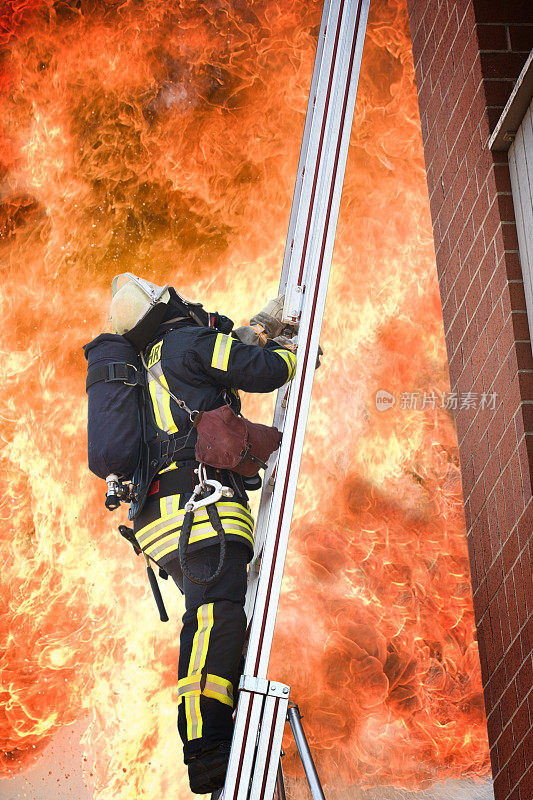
xmin=0 ymin=0 xmax=490 ymax=797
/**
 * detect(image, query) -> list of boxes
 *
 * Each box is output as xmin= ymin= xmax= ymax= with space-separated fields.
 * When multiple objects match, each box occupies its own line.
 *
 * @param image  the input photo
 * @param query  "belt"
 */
xmin=149 ymin=460 xmax=197 ymax=499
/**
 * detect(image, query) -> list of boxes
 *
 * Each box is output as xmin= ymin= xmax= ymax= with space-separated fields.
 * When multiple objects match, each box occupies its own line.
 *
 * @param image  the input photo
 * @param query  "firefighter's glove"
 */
xmin=273 ymin=336 xmax=322 ymax=369
xmin=233 ymin=324 xmax=268 ymax=347
xmin=250 ymin=294 xmax=299 ymax=340
xmin=272 ymin=334 xmax=298 ymax=352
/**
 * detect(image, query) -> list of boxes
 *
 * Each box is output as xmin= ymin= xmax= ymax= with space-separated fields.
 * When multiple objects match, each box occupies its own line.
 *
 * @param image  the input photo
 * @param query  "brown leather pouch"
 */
xmin=194 ymin=405 xmax=282 ymax=476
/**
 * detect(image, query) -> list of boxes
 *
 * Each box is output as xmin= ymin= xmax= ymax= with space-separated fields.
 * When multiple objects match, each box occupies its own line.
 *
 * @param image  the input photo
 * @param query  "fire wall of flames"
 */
xmin=0 ymin=0 xmax=490 ymax=797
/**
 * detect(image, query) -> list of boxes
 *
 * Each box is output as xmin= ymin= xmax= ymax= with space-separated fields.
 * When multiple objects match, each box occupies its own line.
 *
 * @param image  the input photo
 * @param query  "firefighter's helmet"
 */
xmin=110 ymin=272 xmax=171 ymax=350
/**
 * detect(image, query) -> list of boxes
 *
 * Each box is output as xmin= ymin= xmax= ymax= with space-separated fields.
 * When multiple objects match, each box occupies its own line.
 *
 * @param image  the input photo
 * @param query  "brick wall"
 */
xmin=405 ymin=2 xmax=533 ymax=799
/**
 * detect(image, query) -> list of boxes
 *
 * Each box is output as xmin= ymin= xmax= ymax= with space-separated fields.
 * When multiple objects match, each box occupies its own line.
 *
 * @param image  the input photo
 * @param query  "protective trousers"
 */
xmin=164 ymin=542 xmax=249 ymax=763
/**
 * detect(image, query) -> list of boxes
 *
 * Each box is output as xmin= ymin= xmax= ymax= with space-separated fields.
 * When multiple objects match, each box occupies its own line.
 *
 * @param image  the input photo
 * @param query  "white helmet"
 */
xmin=110 ymin=273 xmax=171 ymax=349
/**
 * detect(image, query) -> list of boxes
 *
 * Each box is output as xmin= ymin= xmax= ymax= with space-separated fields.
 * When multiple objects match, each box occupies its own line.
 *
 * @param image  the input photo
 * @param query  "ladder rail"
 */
xmin=225 ymin=2 xmax=371 ymax=798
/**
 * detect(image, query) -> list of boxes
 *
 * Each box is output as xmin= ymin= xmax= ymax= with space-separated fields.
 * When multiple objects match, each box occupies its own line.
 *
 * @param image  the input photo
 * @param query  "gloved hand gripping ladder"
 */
xmin=222 ymin=2 xmax=371 ymax=800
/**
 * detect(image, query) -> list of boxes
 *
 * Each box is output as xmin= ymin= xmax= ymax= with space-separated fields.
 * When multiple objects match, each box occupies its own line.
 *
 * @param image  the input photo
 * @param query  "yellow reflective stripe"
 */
xmin=137 ymin=514 xmax=182 ymax=548
xmin=189 ymin=604 xmax=213 ymax=675
xmin=159 ymin=462 xmax=178 ymax=473
xmin=159 ymin=374 xmax=178 ymax=434
xmin=140 ymin=500 xmax=252 ymax=535
xmin=189 ymin=523 xmax=254 ymax=547
xmin=138 ymin=500 xmax=254 ymax=551
xmin=211 ymin=333 xmax=233 ymax=371
xmin=178 ymin=673 xmax=201 ymax=699
xmin=148 ymin=378 xmax=164 ymax=429
xmin=205 ymin=673 xmax=233 ymax=706
xmin=146 ymin=525 xmax=253 ymax=560
xmin=203 ymin=686 xmax=233 ymax=707
xmin=159 ymin=495 xmax=179 ymax=517
xmin=184 ymin=604 xmax=214 ymax=741
xmin=178 ymin=674 xmax=233 ymax=709
xmin=189 ymin=506 xmax=254 ymax=530
xmin=211 ymin=333 xmax=222 ymax=368
xmin=186 ymin=695 xmax=202 ymax=740
xmin=273 ymin=349 xmax=296 ymax=381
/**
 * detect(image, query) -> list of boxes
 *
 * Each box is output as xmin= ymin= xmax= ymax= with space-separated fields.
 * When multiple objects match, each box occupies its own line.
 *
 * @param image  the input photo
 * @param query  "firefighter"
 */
xmin=109 ymin=274 xmax=297 ymax=794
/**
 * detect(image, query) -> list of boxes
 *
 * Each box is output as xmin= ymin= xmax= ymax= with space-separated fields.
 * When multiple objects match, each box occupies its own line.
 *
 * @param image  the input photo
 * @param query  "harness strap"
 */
xmin=86 ymin=361 xmax=143 ymax=390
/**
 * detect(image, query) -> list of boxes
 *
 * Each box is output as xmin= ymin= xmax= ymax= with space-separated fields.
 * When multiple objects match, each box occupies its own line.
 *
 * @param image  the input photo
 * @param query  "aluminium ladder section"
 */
xmin=225 ymin=3 xmax=371 ymax=800
xmin=243 ymin=0 xmax=332 ymax=620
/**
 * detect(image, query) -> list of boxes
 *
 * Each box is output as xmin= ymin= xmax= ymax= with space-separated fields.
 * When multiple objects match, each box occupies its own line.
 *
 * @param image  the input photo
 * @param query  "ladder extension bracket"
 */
xmin=282 ymin=284 xmax=305 ymax=324
xmin=239 ymin=675 xmax=291 ymax=699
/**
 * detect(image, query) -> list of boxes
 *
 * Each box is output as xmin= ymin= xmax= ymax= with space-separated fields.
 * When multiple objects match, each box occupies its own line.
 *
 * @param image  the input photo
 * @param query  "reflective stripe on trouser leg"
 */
xmin=178 ymin=598 xmax=247 ymax=760
xmin=182 ymin=603 xmax=214 ymax=740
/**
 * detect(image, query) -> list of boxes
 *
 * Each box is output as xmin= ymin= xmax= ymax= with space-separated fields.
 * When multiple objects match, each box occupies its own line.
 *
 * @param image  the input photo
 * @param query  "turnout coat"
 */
xmin=133 ymin=319 xmax=297 ymax=568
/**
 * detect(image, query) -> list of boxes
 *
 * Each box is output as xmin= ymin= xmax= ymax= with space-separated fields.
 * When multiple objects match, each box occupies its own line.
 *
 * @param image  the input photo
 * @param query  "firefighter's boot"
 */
xmin=187 ymin=740 xmax=231 ymax=794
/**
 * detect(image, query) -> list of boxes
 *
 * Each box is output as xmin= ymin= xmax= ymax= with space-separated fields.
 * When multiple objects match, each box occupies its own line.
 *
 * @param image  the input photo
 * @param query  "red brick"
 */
xmin=484 ymin=79 xmax=516 ymax=109
xmin=468 ymin=533 xmax=481 ymax=592
xmin=503 ymin=527 xmax=520 ymax=573
xmin=508 ymin=25 xmax=533 ymax=52
xmin=479 ymin=52 xmax=530 ymax=79
xmin=503 ymin=280 xmax=527 ymax=317
xmin=488 ymin=552 xmax=505 ymax=599
xmin=474 ymin=573 xmax=490 ymax=617
xmin=512 ymin=696 xmax=530 ymax=746
xmin=474 ymin=1 xmax=533 ymax=23
xmin=476 ymin=23 xmax=509 ymax=51
xmin=487 ymin=405 xmax=506 ymax=450
xmin=501 ymin=680 xmax=519 ymax=728
xmin=512 ymin=312 xmax=531 ymax=341
xmin=493 ymin=163 xmax=512 ymax=194
xmin=516 ymin=343 xmax=533 ymax=371
xmin=518 ymin=371 xmax=533 ymax=401
xmin=507 ymin=740 xmax=526 ymax=793
xmin=510 ymin=449 xmax=525 ymax=518
xmin=483 ymin=197 xmax=505 ymax=248
xmin=516 ymin=501 xmax=533 ymax=550
xmin=465 ymin=273 xmax=483 ymax=321
xmin=513 ymin=562 xmax=528 ymax=628
xmin=493 ymin=764 xmax=510 ymax=799
xmin=470 ymin=473 xmax=488 ymax=523
xmin=498 ymin=719 xmax=515 ymax=767
xmin=503 ymin=251 xmax=523 ymax=281
xmin=507 ymin=635 xmax=526 ymax=683
xmin=488 ymin=696 xmax=504 ymax=741
xmin=450 ymin=299 xmax=468 ymax=347
xmin=505 ymin=573 xmax=520 ymax=639
xmin=484 ymin=448 xmax=502 ymax=492
xmin=501 ymin=221 xmax=519 ymax=251
xmin=518 ymin=763 xmax=533 ymax=800
xmin=497 ymin=585 xmax=512 ymax=652
xmin=496 ymin=191 xmax=517 ymax=224
xmin=520 ymin=548 xmax=531 ymax=615
xmin=500 ymin=421 xmax=518 ymax=469
xmin=515 ymin=657 xmax=533 ymax=704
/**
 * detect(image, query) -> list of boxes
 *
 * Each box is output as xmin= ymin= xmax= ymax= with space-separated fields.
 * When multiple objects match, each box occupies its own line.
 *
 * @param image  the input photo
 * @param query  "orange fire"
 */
xmin=0 ymin=0 xmax=490 ymax=796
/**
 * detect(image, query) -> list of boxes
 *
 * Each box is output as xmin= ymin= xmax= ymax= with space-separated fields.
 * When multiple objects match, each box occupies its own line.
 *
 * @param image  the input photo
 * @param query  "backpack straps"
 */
xmin=86 ymin=361 xmax=144 ymax=391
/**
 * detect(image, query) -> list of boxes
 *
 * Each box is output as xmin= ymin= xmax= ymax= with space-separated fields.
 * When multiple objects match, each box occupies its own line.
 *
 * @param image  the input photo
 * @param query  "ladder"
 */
xmin=224 ymin=2 xmax=371 ymax=798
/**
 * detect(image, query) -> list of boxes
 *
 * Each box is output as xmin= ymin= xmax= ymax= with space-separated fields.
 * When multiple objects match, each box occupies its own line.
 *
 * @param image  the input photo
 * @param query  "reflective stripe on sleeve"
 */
xmin=272 ymin=348 xmax=297 ymax=381
xmin=211 ymin=333 xmax=233 ymax=371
